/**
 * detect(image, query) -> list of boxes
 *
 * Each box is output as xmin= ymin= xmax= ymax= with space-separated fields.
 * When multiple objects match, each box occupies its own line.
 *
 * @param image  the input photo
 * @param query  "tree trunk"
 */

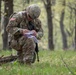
xmin=2 ymin=0 xmax=13 ymax=50
xmin=60 ymin=12 xmax=68 ymax=49
xmin=42 ymin=0 xmax=54 ymax=50
xmin=0 ymin=0 xmax=1 ymax=32
xmin=2 ymin=16 xmax=8 ymax=50
xmin=46 ymin=6 xmax=54 ymax=50
xmin=27 ymin=0 xmax=30 ymax=4
xmin=51 ymin=0 xmax=56 ymax=6
xmin=60 ymin=0 xmax=68 ymax=50
xmin=74 ymin=6 xmax=76 ymax=50
xmin=0 ymin=0 xmax=1 ymax=21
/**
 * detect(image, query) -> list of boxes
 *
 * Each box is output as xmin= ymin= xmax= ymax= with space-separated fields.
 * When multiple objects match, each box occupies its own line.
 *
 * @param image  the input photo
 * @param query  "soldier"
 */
xmin=6 ymin=4 xmax=43 ymax=65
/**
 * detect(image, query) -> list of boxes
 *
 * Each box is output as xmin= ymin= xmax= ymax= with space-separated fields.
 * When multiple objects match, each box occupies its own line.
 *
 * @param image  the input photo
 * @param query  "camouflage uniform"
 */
xmin=6 ymin=8 xmax=43 ymax=64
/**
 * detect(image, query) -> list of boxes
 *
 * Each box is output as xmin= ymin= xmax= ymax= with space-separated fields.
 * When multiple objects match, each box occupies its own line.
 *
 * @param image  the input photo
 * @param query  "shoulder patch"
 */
xmin=10 ymin=18 xmax=16 ymax=21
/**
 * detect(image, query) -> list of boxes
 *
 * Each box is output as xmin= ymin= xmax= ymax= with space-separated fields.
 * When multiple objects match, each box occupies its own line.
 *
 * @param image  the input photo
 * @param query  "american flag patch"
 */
xmin=10 ymin=18 xmax=16 ymax=21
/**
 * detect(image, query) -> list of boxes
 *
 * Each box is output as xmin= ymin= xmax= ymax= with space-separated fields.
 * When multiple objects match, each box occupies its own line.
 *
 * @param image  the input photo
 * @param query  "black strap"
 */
xmin=35 ymin=43 xmax=39 ymax=62
xmin=28 ymin=21 xmax=35 ymax=30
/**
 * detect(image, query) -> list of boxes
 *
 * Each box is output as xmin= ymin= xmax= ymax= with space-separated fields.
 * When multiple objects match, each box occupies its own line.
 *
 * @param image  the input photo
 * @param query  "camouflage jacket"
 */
xmin=6 ymin=11 xmax=43 ymax=41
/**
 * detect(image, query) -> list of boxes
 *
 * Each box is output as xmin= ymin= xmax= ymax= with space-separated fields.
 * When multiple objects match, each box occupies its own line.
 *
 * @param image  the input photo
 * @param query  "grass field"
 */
xmin=0 ymin=50 xmax=76 ymax=75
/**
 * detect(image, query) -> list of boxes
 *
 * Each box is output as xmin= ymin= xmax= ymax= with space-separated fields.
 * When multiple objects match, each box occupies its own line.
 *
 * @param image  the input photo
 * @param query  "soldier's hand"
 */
xmin=31 ymin=30 xmax=37 ymax=36
xmin=22 ymin=29 xmax=30 ymax=34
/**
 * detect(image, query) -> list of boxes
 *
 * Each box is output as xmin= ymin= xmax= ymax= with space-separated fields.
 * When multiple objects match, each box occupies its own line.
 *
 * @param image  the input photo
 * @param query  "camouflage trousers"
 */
xmin=10 ymin=36 xmax=36 ymax=64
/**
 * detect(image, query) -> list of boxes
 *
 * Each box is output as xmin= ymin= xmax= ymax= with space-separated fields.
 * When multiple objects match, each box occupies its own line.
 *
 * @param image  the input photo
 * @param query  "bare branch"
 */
xmin=66 ymin=2 xmax=76 ymax=10
xmin=60 ymin=55 xmax=76 ymax=75
xmin=42 ymin=0 xmax=47 ymax=7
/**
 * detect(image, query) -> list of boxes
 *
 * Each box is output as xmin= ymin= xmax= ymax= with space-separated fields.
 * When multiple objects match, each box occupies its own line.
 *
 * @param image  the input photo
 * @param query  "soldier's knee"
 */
xmin=11 ymin=40 xmax=21 ymax=50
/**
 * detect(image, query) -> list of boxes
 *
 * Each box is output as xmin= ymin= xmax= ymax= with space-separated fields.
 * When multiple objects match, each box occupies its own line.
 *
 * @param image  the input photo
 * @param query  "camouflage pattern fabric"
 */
xmin=26 ymin=4 xmax=41 ymax=19
xmin=6 ymin=11 xmax=43 ymax=64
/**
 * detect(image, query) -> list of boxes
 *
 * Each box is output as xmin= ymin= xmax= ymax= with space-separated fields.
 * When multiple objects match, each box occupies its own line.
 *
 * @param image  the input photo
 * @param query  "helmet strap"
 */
xmin=26 ymin=13 xmax=33 ymax=21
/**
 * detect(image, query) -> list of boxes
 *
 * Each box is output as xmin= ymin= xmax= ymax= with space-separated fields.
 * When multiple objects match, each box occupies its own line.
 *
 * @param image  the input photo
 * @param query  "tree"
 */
xmin=42 ymin=0 xmax=54 ymax=50
xmin=2 ymin=0 xmax=13 ymax=50
xmin=60 ymin=0 xmax=68 ymax=50
xmin=0 ymin=0 xmax=1 ymax=32
xmin=51 ymin=0 xmax=56 ymax=6
xmin=0 ymin=0 xmax=1 ymax=21
xmin=66 ymin=3 xmax=74 ymax=49
xmin=23 ymin=0 xmax=30 ymax=4
xmin=74 ymin=4 xmax=76 ymax=50
xmin=27 ymin=0 xmax=30 ymax=4
xmin=64 ymin=1 xmax=76 ymax=49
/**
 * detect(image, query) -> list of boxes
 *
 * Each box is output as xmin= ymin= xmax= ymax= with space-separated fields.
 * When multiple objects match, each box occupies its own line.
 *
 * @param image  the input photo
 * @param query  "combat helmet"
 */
xmin=26 ymin=4 xmax=41 ymax=19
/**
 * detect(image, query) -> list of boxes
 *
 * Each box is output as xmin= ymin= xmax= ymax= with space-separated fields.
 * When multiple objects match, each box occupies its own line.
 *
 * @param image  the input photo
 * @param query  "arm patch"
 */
xmin=10 ymin=18 xmax=16 ymax=21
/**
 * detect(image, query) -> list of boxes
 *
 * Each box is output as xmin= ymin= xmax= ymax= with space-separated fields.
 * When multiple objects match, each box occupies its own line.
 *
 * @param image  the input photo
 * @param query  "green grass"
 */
xmin=0 ymin=50 xmax=76 ymax=75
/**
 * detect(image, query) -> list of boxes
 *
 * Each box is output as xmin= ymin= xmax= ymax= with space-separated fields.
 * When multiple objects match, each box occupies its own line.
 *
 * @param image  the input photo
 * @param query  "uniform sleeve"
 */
xmin=6 ymin=13 xmax=23 ymax=36
xmin=35 ymin=19 xmax=43 ymax=40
